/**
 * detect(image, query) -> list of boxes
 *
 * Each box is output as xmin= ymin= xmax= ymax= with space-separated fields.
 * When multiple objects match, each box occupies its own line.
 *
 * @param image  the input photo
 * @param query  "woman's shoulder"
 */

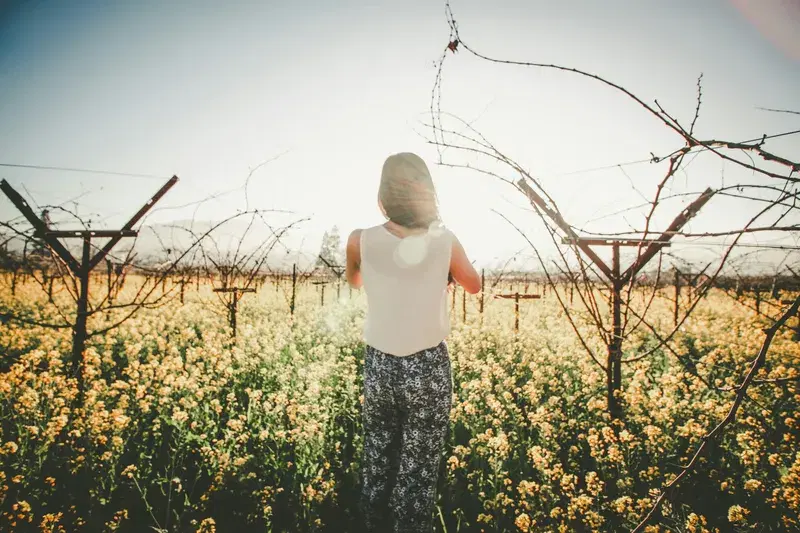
xmin=430 ymin=222 xmax=456 ymax=243
xmin=347 ymin=228 xmax=363 ymax=247
xmin=428 ymin=220 xmax=450 ymax=234
xmin=346 ymin=229 xmax=363 ymax=265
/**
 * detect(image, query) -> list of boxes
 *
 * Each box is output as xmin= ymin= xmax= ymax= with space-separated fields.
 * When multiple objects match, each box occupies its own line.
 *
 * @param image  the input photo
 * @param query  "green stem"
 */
xmin=438 ymin=504 xmax=449 ymax=533
xmin=132 ymin=475 xmax=163 ymax=531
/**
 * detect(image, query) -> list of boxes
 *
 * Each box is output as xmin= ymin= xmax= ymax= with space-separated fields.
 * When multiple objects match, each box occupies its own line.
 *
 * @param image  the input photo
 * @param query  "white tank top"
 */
xmin=360 ymin=223 xmax=453 ymax=356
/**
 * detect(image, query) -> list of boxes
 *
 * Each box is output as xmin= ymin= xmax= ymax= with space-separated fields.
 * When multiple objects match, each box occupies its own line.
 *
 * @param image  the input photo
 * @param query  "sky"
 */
xmin=0 ymin=0 xmax=799 ymax=272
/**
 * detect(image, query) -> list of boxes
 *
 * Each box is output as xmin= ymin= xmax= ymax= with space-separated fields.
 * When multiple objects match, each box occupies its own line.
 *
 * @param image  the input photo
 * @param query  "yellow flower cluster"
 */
xmin=0 ymin=278 xmax=797 ymax=531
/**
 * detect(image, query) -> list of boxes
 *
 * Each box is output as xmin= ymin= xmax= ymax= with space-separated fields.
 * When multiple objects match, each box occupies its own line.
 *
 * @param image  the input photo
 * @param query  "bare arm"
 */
xmin=449 ymin=234 xmax=481 ymax=294
xmin=346 ymin=229 xmax=363 ymax=289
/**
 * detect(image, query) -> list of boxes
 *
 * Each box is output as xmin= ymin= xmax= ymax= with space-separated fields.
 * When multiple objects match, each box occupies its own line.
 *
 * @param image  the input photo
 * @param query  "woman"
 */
xmin=346 ymin=152 xmax=481 ymax=532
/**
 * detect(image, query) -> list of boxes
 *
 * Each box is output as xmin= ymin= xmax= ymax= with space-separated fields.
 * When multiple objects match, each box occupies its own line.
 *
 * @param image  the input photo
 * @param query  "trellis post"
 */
xmin=0 ymin=176 xmax=178 ymax=404
xmin=212 ymin=287 xmax=256 ymax=337
xmin=519 ymin=178 xmax=713 ymax=418
xmin=494 ymin=292 xmax=541 ymax=333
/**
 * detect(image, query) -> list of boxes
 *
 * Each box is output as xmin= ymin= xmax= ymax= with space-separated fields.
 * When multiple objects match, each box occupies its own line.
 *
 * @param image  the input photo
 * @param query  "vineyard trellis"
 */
xmin=213 ymin=286 xmax=256 ymax=338
xmin=0 ymin=176 xmax=178 ymax=404
xmin=429 ymin=1 xmax=800 ymax=529
xmin=493 ymin=291 xmax=540 ymax=333
xmin=520 ymin=179 xmax=714 ymax=418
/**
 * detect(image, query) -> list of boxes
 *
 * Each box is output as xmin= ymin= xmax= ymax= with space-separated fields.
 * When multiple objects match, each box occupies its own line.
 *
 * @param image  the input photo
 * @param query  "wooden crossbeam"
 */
xmin=46 ymin=230 xmax=137 ymax=238
xmin=1 ymin=177 xmax=178 ymax=275
xmin=87 ymin=175 xmax=178 ymax=270
xmin=517 ymin=179 xmax=613 ymax=278
xmin=1 ymin=179 xmax=81 ymax=273
xmin=562 ymin=237 xmax=671 ymax=247
xmin=213 ymin=287 xmax=256 ymax=293
xmin=317 ymin=255 xmax=344 ymax=279
xmin=622 ymin=187 xmax=714 ymax=283
xmin=494 ymin=293 xmax=541 ymax=300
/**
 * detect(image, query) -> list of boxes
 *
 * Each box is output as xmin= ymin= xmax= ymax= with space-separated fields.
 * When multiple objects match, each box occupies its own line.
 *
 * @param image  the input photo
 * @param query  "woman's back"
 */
xmin=359 ymin=223 xmax=452 ymax=356
xmin=347 ymin=152 xmax=480 ymax=532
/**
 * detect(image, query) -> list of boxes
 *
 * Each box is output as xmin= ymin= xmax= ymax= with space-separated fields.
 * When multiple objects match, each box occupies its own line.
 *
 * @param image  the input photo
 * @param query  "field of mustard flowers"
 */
xmin=1 ymin=277 xmax=798 ymax=532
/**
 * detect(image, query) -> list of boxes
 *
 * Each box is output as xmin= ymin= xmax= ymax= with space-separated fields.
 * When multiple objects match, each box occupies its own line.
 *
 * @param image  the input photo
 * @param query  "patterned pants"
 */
xmin=360 ymin=341 xmax=452 ymax=533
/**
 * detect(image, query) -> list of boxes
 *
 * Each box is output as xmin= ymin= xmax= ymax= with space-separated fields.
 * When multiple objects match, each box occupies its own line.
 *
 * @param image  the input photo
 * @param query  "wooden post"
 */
xmin=179 ymin=279 xmax=187 ymax=304
xmin=231 ymin=292 xmax=238 ymax=336
xmin=609 ymin=243 xmax=622 ymax=419
xmin=494 ymin=292 xmax=541 ymax=334
xmin=755 ymin=287 xmax=761 ymax=315
xmin=48 ymin=275 xmax=55 ymax=304
xmin=674 ymin=268 xmax=681 ymax=327
xmin=20 ymin=241 xmax=28 ymax=288
xmin=479 ymin=269 xmax=485 ymax=317
xmin=311 ymin=280 xmax=330 ymax=306
xmin=73 ymin=236 xmax=91 ymax=401
xmin=290 ymin=263 xmax=297 ymax=316
xmin=462 ymin=287 xmax=466 ymax=323
xmin=213 ymin=287 xmax=255 ymax=338
xmin=553 ymin=227 xmax=711 ymax=421
xmin=106 ymin=259 xmax=114 ymax=304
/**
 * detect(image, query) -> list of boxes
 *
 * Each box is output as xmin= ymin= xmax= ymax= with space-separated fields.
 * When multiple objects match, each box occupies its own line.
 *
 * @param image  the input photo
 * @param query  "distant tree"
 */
xmin=316 ymin=226 xmax=344 ymax=272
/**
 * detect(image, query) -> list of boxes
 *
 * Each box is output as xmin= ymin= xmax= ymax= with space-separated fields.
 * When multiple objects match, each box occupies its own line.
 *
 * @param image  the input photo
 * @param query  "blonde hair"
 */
xmin=378 ymin=153 xmax=440 ymax=229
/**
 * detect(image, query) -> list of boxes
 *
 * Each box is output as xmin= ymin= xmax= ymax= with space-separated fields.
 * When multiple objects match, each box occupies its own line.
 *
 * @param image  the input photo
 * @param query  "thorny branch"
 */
xmin=431 ymin=1 xmax=800 ymax=527
xmin=631 ymin=296 xmax=800 ymax=532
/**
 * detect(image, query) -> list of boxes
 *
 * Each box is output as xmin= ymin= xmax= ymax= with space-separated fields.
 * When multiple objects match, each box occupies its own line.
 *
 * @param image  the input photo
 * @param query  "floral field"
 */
xmin=1 ymin=277 xmax=799 ymax=532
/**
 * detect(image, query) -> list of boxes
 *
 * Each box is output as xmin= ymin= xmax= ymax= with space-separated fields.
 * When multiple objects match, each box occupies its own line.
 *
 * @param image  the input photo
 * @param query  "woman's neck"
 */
xmin=383 ymin=220 xmax=427 ymax=237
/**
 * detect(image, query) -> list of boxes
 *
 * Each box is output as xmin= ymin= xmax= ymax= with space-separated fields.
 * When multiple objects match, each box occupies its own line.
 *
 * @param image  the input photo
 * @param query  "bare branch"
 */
xmin=632 ymin=296 xmax=800 ymax=532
